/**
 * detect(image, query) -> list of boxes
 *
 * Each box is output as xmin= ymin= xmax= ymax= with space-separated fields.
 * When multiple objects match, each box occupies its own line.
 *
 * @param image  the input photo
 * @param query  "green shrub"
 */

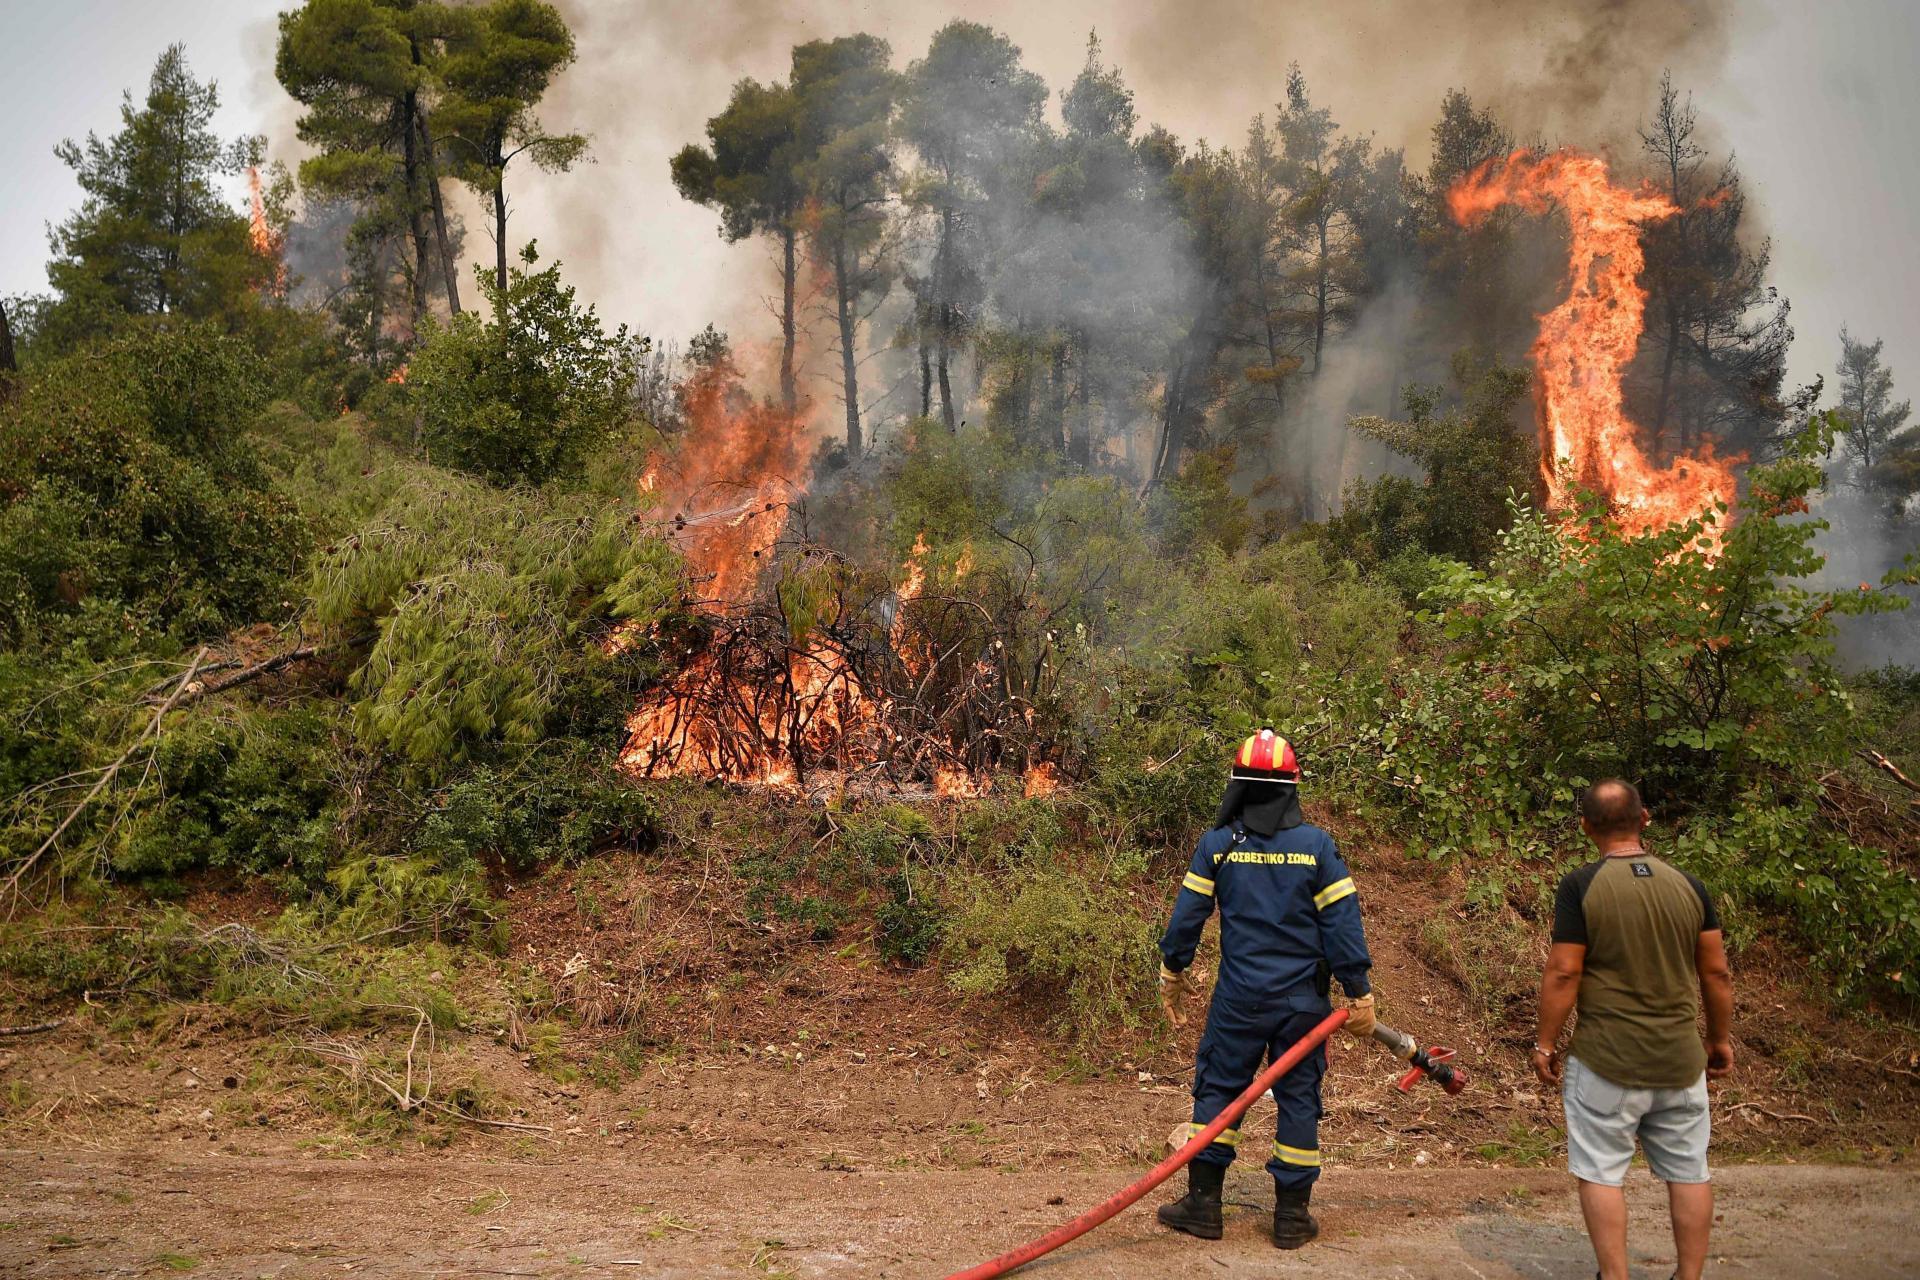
xmin=404 ymin=246 xmax=640 ymax=486
xmin=942 ymin=859 xmax=1156 ymax=1040
xmin=1673 ymin=803 xmax=1920 ymax=1000
xmin=309 ymin=853 xmax=502 ymax=949
xmin=875 ymin=872 xmax=944 ymax=966
xmin=0 ymin=322 xmax=305 ymax=643
xmin=1149 ymin=446 xmax=1251 ymax=560
xmin=411 ymin=747 xmax=658 ymax=875
xmin=109 ymin=706 xmax=342 ymax=888
xmin=1331 ymin=356 xmax=1534 ymax=569
xmin=310 ymin=465 xmax=679 ymax=777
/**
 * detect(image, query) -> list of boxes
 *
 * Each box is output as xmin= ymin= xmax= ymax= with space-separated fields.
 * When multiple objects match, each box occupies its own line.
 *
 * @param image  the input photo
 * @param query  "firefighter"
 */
xmin=1154 ymin=728 xmax=1377 ymax=1249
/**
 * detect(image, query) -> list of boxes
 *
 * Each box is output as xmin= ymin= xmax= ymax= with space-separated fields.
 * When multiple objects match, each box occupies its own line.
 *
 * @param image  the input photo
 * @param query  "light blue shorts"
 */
xmin=1562 ymin=1055 xmax=1711 ymax=1186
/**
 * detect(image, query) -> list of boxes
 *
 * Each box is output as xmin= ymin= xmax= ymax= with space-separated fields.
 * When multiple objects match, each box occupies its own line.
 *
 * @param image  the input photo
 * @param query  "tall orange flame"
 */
xmin=246 ymin=166 xmax=287 ymax=298
xmin=648 ymin=361 xmax=810 ymax=605
xmin=891 ymin=533 xmax=931 ymax=676
xmin=1449 ymin=149 xmax=1739 ymax=538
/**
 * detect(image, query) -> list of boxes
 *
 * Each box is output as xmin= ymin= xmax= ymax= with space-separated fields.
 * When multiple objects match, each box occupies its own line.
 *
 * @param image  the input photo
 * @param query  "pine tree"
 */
xmin=1834 ymin=327 xmax=1916 ymax=511
xmin=793 ymin=35 xmax=899 ymax=457
xmin=440 ymin=0 xmax=585 ymax=293
xmin=1632 ymin=73 xmax=1795 ymax=457
xmin=277 ymin=0 xmax=466 ymax=330
xmin=44 ymin=46 xmax=268 ymax=345
xmin=900 ymin=21 xmax=1046 ymax=431
xmin=671 ymin=78 xmax=807 ymax=415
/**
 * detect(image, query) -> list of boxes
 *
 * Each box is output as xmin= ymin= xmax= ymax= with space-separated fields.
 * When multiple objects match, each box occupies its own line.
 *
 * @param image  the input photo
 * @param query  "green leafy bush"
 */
xmin=0 ymin=322 xmax=305 ymax=643
xmin=1331 ymin=356 xmax=1534 ymax=569
xmin=411 ymin=747 xmax=658 ymax=875
xmin=875 ymin=872 xmax=944 ymax=966
xmin=110 ymin=706 xmax=342 ymax=888
xmin=1674 ymin=803 xmax=1920 ymax=1000
xmin=405 ymin=247 xmax=640 ymax=486
xmin=1421 ymin=416 xmax=1908 ymax=810
xmin=943 ymin=858 xmax=1156 ymax=1040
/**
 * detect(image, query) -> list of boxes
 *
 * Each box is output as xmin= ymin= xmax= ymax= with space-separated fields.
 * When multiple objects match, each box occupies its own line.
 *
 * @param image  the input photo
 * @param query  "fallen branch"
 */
xmin=2 ymin=647 xmax=208 ymax=902
xmin=1722 ymin=1101 xmax=1815 ymax=1123
xmin=143 ymin=644 xmax=329 ymax=709
xmin=0 ymin=1019 xmax=65 ymax=1037
xmin=420 ymin=1106 xmax=552 ymax=1134
xmin=1859 ymin=749 xmax=1920 ymax=798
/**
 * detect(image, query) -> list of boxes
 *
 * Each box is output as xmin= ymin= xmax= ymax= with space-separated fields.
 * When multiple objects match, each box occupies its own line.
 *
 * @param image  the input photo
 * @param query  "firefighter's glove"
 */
xmin=1159 ymin=963 xmax=1204 ymax=1029
xmin=1343 ymin=993 xmax=1377 ymax=1040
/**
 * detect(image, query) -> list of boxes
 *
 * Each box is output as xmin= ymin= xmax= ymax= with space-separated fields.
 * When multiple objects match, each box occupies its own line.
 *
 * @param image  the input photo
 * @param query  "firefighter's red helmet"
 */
xmin=1230 ymin=728 xmax=1300 ymax=784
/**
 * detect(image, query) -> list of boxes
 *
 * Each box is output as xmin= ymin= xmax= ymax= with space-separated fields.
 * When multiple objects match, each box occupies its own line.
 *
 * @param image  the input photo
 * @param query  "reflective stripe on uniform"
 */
xmin=1186 ymin=1122 xmax=1239 ymax=1146
xmin=1313 ymin=877 xmax=1356 ymax=910
xmin=1272 ymin=1141 xmax=1321 ymax=1167
xmin=1182 ymin=872 xmax=1216 ymax=897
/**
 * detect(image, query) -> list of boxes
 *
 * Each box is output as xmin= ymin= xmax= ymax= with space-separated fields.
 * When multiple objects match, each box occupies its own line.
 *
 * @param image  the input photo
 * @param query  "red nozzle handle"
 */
xmin=1396 ymin=1044 xmax=1467 ymax=1095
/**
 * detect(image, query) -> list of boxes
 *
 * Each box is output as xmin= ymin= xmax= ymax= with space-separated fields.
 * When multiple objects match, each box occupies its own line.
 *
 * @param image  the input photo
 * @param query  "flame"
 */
xmin=647 ymin=360 xmax=809 ymax=605
xmin=934 ymin=765 xmax=991 ymax=798
xmin=1448 ymin=149 xmax=1740 ymax=540
xmin=620 ymin=357 xmax=889 ymax=787
xmin=891 ymin=533 xmax=931 ymax=676
xmin=247 ymin=166 xmax=287 ymax=298
xmin=616 ymin=349 xmax=1016 ymax=795
xmin=1022 ymin=761 xmax=1061 ymax=798
xmin=385 ymin=363 xmax=408 ymax=385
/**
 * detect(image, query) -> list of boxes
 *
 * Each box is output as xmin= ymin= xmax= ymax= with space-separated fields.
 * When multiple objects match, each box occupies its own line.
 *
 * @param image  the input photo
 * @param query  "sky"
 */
xmin=3 ymin=0 xmax=1917 ymax=408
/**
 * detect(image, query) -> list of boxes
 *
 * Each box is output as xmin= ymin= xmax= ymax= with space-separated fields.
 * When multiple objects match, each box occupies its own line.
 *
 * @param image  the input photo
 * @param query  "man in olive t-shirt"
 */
xmin=1532 ymin=779 xmax=1735 ymax=1280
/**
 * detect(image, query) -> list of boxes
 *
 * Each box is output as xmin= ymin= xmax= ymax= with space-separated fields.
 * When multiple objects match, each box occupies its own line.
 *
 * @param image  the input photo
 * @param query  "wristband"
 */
xmin=1533 ymin=1044 xmax=1556 ymax=1057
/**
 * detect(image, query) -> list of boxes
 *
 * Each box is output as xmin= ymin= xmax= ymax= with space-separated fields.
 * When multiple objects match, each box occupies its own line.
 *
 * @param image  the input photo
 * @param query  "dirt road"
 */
xmin=2 ymin=1146 xmax=1913 ymax=1279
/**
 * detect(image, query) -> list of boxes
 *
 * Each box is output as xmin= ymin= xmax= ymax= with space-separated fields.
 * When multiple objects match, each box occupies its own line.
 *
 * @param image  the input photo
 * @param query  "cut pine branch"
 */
xmin=2 ymin=647 xmax=208 ymax=903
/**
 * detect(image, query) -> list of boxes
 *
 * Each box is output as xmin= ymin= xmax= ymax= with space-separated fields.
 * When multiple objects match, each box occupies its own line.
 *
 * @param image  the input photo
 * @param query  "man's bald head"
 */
xmin=1580 ymin=778 xmax=1647 ymax=841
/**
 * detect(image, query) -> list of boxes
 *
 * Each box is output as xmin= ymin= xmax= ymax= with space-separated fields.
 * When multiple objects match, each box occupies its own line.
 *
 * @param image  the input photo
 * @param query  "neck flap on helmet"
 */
xmin=1212 ymin=778 xmax=1303 ymax=838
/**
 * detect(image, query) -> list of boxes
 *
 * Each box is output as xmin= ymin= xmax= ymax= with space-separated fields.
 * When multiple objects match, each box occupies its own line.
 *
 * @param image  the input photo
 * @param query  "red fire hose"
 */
xmin=941 ymin=1008 xmax=1348 ymax=1280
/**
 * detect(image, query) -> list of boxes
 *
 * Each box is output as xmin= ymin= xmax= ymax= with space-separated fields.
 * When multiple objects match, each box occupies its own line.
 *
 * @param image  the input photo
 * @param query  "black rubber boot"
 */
xmin=1156 ymin=1162 xmax=1225 ymax=1240
xmin=1272 ymin=1184 xmax=1319 ymax=1249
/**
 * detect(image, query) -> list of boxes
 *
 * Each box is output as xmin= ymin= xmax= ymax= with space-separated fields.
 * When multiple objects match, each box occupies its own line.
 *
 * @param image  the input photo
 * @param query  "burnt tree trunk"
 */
xmin=493 ymin=174 xmax=510 ymax=292
xmin=936 ymin=206 xmax=956 ymax=431
xmin=832 ymin=234 xmax=861 ymax=456
xmin=1652 ymin=301 xmax=1681 ymax=447
xmin=416 ymin=110 xmax=461 ymax=315
xmin=399 ymin=96 xmax=430 ymax=329
xmin=1151 ymin=348 xmax=1191 ymax=489
xmin=937 ymin=308 xmax=955 ymax=431
xmin=918 ymin=310 xmax=932 ymax=419
xmin=1047 ymin=342 xmax=1068 ymax=455
xmin=1151 ymin=306 xmax=1221 ymax=489
xmin=1312 ymin=217 xmax=1329 ymax=375
xmin=779 ymin=225 xmax=798 ymax=416
xmin=1068 ymin=330 xmax=1092 ymax=467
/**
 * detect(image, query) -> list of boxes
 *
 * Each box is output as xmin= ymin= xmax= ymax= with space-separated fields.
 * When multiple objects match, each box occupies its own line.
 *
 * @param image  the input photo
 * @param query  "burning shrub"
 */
xmin=1424 ymin=414 xmax=1908 ymax=809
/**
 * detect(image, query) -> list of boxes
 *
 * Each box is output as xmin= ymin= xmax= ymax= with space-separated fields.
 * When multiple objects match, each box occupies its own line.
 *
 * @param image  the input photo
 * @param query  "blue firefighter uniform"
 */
xmin=1158 ymin=817 xmax=1373 ymax=1190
